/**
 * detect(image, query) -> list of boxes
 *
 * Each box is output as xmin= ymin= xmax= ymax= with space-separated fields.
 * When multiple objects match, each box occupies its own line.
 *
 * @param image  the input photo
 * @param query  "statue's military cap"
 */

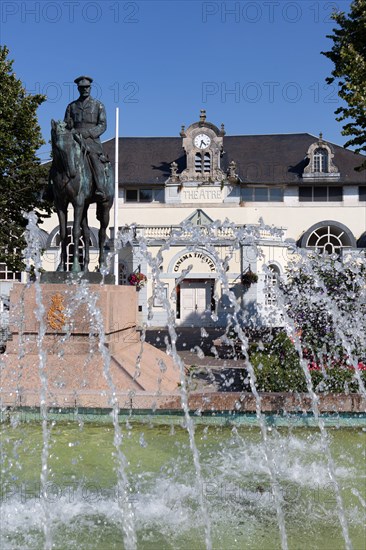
xmin=74 ymin=76 xmax=93 ymax=86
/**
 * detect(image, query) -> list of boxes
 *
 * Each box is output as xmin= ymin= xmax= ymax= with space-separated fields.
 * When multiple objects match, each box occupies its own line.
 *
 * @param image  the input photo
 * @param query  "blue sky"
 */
xmin=1 ymin=0 xmax=353 ymax=160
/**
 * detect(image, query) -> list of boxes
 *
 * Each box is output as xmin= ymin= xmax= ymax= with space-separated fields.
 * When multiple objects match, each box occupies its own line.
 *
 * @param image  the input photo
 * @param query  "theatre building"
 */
xmin=1 ymin=111 xmax=365 ymax=330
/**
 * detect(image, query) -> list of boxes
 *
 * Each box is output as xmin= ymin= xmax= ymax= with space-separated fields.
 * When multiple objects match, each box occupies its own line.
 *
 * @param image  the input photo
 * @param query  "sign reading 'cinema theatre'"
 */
xmin=173 ymin=252 xmax=216 ymax=273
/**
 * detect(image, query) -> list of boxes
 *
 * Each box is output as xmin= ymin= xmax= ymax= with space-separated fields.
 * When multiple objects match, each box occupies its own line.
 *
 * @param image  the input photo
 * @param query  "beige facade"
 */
xmin=1 ymin=112 xmax=365 ymax=331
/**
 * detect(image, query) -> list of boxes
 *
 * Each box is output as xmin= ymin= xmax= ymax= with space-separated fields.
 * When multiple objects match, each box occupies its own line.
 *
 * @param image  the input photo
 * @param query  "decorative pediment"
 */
xmin=183 ymin=209 xmax=213 ymax=226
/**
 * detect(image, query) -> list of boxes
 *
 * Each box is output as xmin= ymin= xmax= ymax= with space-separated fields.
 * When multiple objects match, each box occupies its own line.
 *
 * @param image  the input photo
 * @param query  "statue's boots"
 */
xmin=90 ymin=155 xmax=108 ymax=200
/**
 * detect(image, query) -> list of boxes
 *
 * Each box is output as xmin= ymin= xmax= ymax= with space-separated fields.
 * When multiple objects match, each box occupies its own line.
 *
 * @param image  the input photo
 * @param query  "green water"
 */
xmin=1 ymin=419 xmax=365 ymax=549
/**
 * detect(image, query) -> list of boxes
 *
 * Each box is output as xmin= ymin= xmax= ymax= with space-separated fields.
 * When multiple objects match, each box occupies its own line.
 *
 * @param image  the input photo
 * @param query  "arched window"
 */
xmin=301 ymin=222 xmax=356 ymax=254
xmin=195 ymin=153 xmax=202 ymax=173
xmin=265 ymin=264 xmax=280 ymax=306
xmin=204 ymin=152 xmax=211 ymax=173
xmin=54 ymin=227 xmax=92 ymax=271
xmin=307 ymin=226 xmax=345 ymax=254
xmin=118 ymin=262 xmax=128 ymax=285
xmin=313 ymin=148 xmax=328 ymax=173
xmin=303 ymin=138 xmax=339 ymax=180
xmin=358 ymin=231 xmax=366 ymax=249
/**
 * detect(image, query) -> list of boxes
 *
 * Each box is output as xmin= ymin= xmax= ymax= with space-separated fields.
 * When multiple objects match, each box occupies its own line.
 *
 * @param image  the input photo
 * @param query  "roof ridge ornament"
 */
xmin=227 ymin=160 xmax=240 ymax=183
xmin=170 ymin=161 xmax=179 ymax=182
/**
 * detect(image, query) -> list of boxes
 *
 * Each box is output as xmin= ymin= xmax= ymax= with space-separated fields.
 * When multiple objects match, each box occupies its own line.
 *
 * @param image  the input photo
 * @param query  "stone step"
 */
xmin=144 ymin=327 xmax=226 ymax=354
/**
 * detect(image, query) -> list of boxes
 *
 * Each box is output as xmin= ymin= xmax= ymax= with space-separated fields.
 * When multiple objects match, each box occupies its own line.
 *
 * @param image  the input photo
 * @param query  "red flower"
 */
xmin=308 ymin=362 xmax=321 ymax=371
xmin=128 ymin=272 xmax=147 ymax=288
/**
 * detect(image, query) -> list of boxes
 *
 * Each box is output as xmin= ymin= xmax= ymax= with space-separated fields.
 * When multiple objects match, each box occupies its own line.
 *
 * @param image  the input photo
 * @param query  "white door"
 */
xmin=180 ymin=282 xmax=211 ymax=326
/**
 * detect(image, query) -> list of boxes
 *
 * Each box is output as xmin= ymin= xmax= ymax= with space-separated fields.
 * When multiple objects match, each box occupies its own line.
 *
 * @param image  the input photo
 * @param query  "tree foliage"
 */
xmin=0 ymin=45 xmax=53 ymax=272
xmin=247 ymin=253 xmax=366 ymax=394
xmin=280 ymin=252 xmax=366 ymax=368
xmin=250 ymin=331 xmax=366 ymax=394
xmin=322 ymin=0 xmax=366 ymax=169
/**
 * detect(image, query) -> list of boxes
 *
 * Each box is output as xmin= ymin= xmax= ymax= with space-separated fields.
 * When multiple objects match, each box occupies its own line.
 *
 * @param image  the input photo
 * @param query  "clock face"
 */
xmin=194 ymin=133 xmax=211 ymax=149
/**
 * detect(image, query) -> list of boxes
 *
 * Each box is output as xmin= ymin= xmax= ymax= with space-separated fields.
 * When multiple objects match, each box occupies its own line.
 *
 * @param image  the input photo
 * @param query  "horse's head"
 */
xmin=51 ymin=118 xmax=68 ymax=137
xmin=51 ymin=119 xmax=77 ymax=179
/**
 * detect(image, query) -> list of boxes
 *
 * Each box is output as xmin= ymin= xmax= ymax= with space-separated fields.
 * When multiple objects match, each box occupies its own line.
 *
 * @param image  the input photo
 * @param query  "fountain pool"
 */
xmin=1 ymin=214 xmax=365 ymax=549
xmin=1 ymin=418 xmax=365 ymax=549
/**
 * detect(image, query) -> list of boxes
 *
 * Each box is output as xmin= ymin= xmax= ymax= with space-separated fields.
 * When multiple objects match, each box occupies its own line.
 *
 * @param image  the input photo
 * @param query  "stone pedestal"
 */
xmin=40 ymin=272 xmax=115 ymax=285
xmin=1 ymin=283 xmax=179 ymax=408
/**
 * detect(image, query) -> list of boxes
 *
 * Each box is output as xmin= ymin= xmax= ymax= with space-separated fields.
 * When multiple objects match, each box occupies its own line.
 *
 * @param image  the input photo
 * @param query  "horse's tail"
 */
xmin=45 ymin=180 xmax=55 ymax=202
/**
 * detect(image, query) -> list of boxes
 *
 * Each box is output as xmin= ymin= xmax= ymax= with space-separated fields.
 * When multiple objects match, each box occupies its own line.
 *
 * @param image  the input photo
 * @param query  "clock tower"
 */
xmin=179 ymin=110 xmax=226 ymax=182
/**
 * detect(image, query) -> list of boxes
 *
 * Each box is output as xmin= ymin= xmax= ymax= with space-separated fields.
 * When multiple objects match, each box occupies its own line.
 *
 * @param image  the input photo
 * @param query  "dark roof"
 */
xmin=223 ymin=134 xmax=365 ymax=184
xmin=103 ymin=137 xmax=185 ymax=185
xmin=102 ymin=133 xmax=366 ymax=185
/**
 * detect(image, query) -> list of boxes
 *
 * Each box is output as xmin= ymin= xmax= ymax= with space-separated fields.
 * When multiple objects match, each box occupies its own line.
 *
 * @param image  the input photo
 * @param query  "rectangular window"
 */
xmin=254 ymin=188 xmax=268 ymax=202
xmin=0 ymin=262 xmax=21 ymax=281
xmin=314 ymin=187 xmax=327 ymax=201
xmin=139 ymin=189 xmax=153 ymax=202
xmin=360 ymin=186 xmax=366 ymax=201
xmin=269 ymin=188 xmax=284 ymax=202
xmin=299 ymin=186 xmax=343 ymax=202
xmin=154 ymin=188 xmax=165 ymax=202
xmin=126 ymin=189 xmax=138 ymax=202
xmin=328 ymin=186 xmax=343 ymax=201
xmin=299 ymin=187 xmax=312 ymax=202
xmin=241 ymin=187 xmax=283 ymax=202
xmin=125 ymin=188 xmax=165 ymax=203
xmin=241 ymin=188 xmax=253 ymax=202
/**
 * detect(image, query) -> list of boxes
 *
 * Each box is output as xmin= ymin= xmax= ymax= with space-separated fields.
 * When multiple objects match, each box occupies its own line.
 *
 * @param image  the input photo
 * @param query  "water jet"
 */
xmin=1 ymin=215 xmax=365 ymax=550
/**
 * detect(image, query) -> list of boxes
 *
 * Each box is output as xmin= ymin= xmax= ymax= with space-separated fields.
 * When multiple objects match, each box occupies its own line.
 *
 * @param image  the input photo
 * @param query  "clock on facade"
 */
xmin=194 ymin=133 xmax=211 ymax=149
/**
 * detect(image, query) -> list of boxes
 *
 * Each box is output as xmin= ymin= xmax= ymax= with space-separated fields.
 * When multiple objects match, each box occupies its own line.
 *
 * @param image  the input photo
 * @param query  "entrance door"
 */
xmin=180 ymin=281 xmax=212 ymax=326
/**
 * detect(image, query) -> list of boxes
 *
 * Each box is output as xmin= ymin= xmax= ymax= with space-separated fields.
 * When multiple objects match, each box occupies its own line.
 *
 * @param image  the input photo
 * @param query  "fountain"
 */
xmin=1 ymin=214 xmax=365 ymax=550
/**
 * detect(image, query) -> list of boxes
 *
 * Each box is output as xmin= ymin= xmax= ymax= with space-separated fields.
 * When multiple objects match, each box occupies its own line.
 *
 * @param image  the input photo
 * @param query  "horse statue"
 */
xmin=49 ymin=119 xmax=114 ymax=273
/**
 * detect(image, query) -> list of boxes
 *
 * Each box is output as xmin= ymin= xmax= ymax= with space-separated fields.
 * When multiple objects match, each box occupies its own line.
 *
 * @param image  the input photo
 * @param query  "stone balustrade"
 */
xmin=130 ymin=225 xmax=286 ymax=242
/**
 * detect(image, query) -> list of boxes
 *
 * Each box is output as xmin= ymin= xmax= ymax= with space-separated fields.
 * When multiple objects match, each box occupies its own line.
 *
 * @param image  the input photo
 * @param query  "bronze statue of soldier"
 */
xmin=64 ymin=76 xmax=109 ymax=200
xmin=49 ymin=76 xmax=114 ymax=273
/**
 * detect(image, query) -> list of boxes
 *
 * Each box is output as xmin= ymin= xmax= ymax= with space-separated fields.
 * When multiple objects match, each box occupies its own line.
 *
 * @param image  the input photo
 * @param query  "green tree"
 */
xmin=280 ymin=252 xmax=366 ymax=368
xmin=247 ymin=253 xmax=366 ymax=394
xmin=0 ymin=45 xmax=52 ymax=272
xmin=322 ymin=0 xmax=366 ymax=170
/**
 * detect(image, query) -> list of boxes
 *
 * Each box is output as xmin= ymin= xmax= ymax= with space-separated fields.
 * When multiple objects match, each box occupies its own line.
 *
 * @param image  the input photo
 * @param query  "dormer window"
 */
xmin=313 ymin=148 xmax=328 ymax=173
xmin=303 ymin=134 xmax=340 ymax=181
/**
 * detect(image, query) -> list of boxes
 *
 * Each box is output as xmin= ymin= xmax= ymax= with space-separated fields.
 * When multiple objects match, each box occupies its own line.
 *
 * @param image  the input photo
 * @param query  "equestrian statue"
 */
xmin=49 ymin=76 xmax=114 ymax=273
